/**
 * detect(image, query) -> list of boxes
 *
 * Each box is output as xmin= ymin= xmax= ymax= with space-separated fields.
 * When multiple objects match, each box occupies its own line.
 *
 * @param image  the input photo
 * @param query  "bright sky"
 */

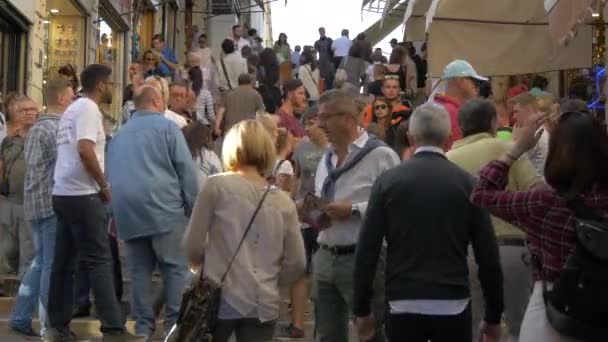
xmin=270 ymin=0 xmax=406 ymax=55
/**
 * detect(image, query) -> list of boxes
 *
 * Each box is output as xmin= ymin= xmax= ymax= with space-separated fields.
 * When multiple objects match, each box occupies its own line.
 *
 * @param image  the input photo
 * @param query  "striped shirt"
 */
xmin=195 ymin=89 xmax=215 ymax=125
xmin=471 ymin=160 xmax=608 ymax=282
xmin=24 ymin=114 xmax=61 ymax=220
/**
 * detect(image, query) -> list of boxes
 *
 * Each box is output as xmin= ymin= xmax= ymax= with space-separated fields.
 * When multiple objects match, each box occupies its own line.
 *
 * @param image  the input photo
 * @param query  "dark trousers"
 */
xmin=333 ymin=56 xmax=344 ymax=71
xmin=301 ymin=228 xmax=318 ymax=274
xmin=212 ymin=318 xmax=276 ymax=342
xmin=47 ymin=195 xmax=125 ymax=334
xmin=75 ymin=233 xmax=123 ymax=308
xmin=387 ymin=304 xmax=472 ymax=342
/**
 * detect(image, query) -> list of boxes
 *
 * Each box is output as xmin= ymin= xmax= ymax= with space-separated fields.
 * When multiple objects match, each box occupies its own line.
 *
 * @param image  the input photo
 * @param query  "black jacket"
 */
xmin=353 ymin=151 xmax=504 ymax=324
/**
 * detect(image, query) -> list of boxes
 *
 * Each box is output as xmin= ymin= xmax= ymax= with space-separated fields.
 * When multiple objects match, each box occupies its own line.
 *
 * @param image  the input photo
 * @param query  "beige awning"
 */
xmin=363 ymin=0 xmax=594 ymax=77
xmin=547 ymin=0 xmax=596 ymax=45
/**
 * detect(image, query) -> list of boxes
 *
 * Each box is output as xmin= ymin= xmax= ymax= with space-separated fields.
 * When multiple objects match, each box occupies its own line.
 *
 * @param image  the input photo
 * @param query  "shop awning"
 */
xmin=363 ymin=0 xmax=594 ymax=77
xmin=547 ymin=0 xmax=596 ymax=46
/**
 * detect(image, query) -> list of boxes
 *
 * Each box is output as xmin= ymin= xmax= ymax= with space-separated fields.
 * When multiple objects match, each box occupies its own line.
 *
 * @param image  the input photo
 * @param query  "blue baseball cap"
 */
xmin=441 ymin=60 xmax=488 ymax=81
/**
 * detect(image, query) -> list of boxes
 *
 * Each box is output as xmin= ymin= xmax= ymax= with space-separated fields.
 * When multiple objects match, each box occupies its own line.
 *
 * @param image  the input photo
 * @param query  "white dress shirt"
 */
xmin=314 ymin=130 xmax=400 ymax=246
xmin=230 ymin=36 xmax=250 ymax=52
xmin=164 ymin=109 xmax=188 ymax=128
xmin=332 ymin=36 xmax=352 ymax=58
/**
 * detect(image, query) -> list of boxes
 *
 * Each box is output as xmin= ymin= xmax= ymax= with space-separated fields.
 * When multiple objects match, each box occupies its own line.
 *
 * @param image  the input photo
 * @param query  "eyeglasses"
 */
xmin=317 ymin=111 xmax=344 ymax=122
xmin=374 ymin=104 xmax=388 ymax=110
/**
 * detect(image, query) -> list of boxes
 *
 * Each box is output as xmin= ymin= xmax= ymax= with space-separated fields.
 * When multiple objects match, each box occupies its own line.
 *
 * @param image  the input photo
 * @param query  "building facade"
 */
xmin=1 ymin=0 xmax=267 ymax=114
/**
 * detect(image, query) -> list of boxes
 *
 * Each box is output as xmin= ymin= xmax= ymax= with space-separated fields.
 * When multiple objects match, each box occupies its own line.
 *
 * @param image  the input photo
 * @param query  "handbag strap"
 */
xmin=220 ymin=185 xmax=272 ymax=283
xmin=220 ymin=56 xmax=233 ymax=90
xmin=305 ymin=65 xmax=318 ymax=88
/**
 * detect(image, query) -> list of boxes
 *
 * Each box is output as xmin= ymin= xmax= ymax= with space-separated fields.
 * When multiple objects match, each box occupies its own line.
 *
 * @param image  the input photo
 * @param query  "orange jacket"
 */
xmin=362 ymin=103 xmax=411 ymax=127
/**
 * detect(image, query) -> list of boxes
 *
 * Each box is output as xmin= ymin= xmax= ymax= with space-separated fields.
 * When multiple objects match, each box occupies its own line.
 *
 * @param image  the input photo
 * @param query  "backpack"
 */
xmin=542 ymin=197 xmax=608 ymax=341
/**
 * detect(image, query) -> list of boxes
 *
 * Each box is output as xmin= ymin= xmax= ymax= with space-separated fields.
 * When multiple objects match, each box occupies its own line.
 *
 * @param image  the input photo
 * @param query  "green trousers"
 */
xmin=312 ymin=248 xmax=386 ymax=342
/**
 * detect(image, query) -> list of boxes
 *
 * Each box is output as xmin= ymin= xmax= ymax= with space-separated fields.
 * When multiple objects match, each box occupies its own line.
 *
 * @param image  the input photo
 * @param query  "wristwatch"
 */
xmin=351 ymin=203 xmax=361 ymax=217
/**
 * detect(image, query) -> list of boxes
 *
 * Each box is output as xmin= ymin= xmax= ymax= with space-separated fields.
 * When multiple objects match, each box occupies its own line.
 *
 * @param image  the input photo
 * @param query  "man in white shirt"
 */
xmin=332 ymin=29 xmax=352 ymax=70
xmin=217 ymin=39 xmax=248 ymax=92
xmin=46 ymin=64 xmax=141 ymax=341
xmin=312 ymin=90 xmax=400 ymax=342
xmin=229 ymin=24 xmax=250 ymax=53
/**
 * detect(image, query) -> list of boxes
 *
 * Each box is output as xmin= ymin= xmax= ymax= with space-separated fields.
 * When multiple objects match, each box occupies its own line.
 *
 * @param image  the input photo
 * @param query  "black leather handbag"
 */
xmin=165 ymin=185 xmax=271 ymax=342
xmin=542 ymin=198 xmax=608 ymax=341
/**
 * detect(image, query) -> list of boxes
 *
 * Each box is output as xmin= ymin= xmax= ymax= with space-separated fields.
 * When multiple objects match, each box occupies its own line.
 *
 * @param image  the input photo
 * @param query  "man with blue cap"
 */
xmin=434 ymin=60 xmax=487 ymax=149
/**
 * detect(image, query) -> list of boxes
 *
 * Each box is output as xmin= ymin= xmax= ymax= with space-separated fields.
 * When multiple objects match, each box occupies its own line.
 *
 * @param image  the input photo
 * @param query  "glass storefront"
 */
xmin=97 ymin=19 xmax=125 ymax=125
xmin=0 ymin=2 xmax=28 ymax=98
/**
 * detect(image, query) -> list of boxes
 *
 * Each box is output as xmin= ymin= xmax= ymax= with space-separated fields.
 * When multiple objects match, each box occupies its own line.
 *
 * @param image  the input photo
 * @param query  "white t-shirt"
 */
xmin=274 ymin=159 xmax=294 ymax=176
xmin=53 ymin=97 xmax=106 ymax=196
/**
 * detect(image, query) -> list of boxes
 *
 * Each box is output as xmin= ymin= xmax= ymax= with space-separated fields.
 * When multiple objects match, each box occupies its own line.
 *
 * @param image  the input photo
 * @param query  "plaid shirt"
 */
xmin=471 ymin=160 xmax=608 ymax=282
xmin=24 ymin=115 xmax=61 ymax=220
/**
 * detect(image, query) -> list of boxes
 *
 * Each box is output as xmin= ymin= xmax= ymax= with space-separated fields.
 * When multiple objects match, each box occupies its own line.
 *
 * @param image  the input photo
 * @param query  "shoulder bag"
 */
xmin=165 ymin=185 xmax=272 ymax=342
xmin=335 ymin=56 xmax=349 ymax=87
xmin=542 ymin=197 xmax=608 ymax=341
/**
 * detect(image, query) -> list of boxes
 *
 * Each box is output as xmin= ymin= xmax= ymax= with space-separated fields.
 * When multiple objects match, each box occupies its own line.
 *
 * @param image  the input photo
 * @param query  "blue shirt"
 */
xmin=107 ymin=111 xmax=199 ymax=241
xmin=159 ymin=47 xmax=178 ymax=77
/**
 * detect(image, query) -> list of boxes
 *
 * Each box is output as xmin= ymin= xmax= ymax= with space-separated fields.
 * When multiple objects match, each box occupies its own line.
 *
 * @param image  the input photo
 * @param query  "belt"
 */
xmin=496 ymin=237 xmax=526 ymax=247
xmin=320 ymin=244 xmax=356 ymax=256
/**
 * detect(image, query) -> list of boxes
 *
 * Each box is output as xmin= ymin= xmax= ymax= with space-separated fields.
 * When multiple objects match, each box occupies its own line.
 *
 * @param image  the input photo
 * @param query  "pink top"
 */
xmin=277 ymin=109 xmax=305 ymax=138
xmin=434 ymin=94 xmax=462 ymax=149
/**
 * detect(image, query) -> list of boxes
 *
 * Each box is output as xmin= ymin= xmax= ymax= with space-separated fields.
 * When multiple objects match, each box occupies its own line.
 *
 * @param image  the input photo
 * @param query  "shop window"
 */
xmin=0 ymin=3 xmax=28 ymax=97
xmin=97 ymin=4 xmax=128 ymax=127
xmin=46 ymin=0 xmax=87 ymax=78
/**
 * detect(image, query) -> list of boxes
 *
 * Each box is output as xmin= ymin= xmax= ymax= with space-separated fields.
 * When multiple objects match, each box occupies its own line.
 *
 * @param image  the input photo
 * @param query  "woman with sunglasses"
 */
xmin=471 ymin=111 xmax=608 ymax=341
xmin=142 ymin=49 xmax=164 ymax=79
xmin=367 ymin=97 xmax=392 ymax=141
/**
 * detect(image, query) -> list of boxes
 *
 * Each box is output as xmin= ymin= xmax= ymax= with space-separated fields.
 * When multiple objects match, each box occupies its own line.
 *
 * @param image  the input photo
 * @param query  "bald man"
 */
xmin=106 ymin=85 xmax=198 ymax=339
xmin=143 ymin=77 xmax=188 ymax=128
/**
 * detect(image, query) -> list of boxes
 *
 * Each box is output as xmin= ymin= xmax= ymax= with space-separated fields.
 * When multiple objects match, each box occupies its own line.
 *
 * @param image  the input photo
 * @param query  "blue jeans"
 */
xmin=125 ymin=228 xmax=188 ymax=336
xmin=9 ymin=215 xmax=57 ymax=335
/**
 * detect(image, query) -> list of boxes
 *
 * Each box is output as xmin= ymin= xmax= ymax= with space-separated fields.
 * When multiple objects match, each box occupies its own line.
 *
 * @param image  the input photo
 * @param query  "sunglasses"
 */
xmin=374 ymin=104 xmax=388 ymax=110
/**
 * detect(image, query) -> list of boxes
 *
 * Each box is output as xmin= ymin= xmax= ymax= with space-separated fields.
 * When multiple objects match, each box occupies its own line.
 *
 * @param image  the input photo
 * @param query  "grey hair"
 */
xmin=409 ymin=103 xmax=451 ymax=146
xmin=458 ymin=98 xmax=497 ymax=138
xmin=319 ymin=89 xmax=360 ymax=123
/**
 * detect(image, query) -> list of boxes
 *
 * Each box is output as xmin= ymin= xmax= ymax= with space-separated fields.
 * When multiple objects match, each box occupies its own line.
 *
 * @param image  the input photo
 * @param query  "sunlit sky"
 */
xmin=270 ymin=0 xmax=405 ymax=55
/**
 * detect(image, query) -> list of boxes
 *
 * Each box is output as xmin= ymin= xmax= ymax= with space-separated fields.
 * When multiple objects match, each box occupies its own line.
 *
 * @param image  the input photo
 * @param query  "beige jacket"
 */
xmin=447 ymin=133 xmax=543 ymax=239
xmin=183 ymin=173 xmax=305 ymax=322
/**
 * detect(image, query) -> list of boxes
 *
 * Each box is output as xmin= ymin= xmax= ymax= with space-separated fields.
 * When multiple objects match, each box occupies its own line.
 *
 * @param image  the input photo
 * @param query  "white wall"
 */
xmin=207 ymin=14 xmax=237 ymax=60
xmin=249 ymin=0 xmax=264 ymax=39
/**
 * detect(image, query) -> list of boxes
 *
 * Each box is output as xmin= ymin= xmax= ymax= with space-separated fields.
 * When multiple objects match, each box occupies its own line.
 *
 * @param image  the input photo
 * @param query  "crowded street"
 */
xmin=1 ymin=0 xmax=608 ymax=341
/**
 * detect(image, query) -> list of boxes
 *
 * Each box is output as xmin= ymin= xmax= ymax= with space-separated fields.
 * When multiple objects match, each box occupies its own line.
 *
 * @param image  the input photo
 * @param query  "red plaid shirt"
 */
xmin=471 ymin=160 xmax=608 ymax=282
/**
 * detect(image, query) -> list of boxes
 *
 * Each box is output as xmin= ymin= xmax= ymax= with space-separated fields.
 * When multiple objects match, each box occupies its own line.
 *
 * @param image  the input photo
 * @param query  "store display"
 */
xmin=48 ymin=16 xmax=85 ymax=71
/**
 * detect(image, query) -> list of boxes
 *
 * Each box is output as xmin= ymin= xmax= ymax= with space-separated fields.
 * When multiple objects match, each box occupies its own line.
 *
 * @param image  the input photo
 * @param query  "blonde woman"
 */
xmin=144 ymin=76 xmax=188 ymax=128
xmin=183 ymin=120 xmax=305 ymax=341
xmin=142 ymin=49 xmax=164 ymax=78
xmin=256 ymin=113 xmax=279 ymax=142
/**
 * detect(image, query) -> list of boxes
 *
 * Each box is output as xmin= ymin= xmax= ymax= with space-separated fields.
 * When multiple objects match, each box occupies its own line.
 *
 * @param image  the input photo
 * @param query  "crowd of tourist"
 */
xmin=0 ymin=23 xmax=607 ymax=342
